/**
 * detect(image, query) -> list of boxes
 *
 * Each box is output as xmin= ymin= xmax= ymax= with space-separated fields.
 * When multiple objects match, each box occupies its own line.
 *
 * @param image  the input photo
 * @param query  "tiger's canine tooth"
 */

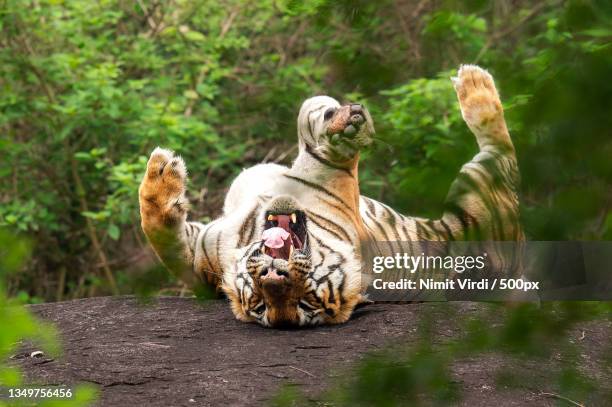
xmin=290 ymin=213 xmax=297 ymax=223
xmin=267 ymin=214 xmax=275 ymax=221
xmin=289 ymin=244 xmax=294 ymax=258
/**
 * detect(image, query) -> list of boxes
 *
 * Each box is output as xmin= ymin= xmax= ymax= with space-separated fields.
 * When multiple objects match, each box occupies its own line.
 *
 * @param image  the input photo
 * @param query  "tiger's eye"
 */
xmin=254 ymin=303 xmax=266 ymax=313
xmin=323 ymin=108 xmax=336 ymax=121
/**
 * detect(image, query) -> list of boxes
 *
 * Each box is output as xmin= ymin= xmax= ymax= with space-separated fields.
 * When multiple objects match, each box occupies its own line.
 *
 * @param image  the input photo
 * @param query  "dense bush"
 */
xmin=0 ymin=0 xmax=610 ymax=299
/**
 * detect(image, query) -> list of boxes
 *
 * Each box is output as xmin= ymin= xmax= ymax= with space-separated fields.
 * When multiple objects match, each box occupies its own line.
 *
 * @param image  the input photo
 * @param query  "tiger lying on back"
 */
xmin=139 ymin=65 xmax=523 ymax=327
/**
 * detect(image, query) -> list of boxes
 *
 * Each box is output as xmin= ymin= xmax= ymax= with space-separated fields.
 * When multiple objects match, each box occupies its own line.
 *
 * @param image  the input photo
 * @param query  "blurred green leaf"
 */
xmin=107 ymin=223 xmax=120 ymax=240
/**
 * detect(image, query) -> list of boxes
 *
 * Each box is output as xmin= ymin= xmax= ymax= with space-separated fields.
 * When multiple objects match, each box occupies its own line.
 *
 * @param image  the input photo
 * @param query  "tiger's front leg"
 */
xmin=139 ymin=148 xmax=203 ymax=286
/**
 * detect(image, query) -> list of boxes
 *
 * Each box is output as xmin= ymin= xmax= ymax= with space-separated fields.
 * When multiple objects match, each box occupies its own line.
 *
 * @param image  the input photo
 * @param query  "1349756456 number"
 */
xmin=1 ymin=386 xmax=73 ymax=400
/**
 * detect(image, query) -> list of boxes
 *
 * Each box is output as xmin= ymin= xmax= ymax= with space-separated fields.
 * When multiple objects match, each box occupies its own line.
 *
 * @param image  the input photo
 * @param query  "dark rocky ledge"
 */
xmin=10 ymin=297 xmax=610 ymax=406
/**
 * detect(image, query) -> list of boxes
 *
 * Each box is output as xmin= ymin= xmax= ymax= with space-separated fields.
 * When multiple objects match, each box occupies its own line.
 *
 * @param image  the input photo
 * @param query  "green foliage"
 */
xmin=372 ymin=72 xmax=474 ymax=218
xmin=0 ymin=229 xmax=98 ymax=406
xmin=422 ymin=10 xmax=487 ymax=56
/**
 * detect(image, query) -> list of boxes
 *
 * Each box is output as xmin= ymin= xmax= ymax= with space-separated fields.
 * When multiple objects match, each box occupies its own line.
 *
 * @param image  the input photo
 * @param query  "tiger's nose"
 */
xmin=349 ymin=104 xmax=365 ymax=126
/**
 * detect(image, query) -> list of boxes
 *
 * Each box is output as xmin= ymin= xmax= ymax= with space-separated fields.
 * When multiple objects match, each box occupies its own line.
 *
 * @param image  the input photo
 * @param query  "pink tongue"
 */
xmin=262 ymin=227 xmax=290 ymax=249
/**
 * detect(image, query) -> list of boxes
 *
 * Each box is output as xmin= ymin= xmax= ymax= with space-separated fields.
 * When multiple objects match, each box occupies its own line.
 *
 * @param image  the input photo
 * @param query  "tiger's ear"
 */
xmin=354 ymin=293 xmax=374 ymax=310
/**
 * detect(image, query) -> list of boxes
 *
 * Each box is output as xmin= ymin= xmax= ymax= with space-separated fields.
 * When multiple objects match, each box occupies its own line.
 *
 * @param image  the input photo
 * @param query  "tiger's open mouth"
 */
xmin=262 ymin=210 xmax=307 ymax=263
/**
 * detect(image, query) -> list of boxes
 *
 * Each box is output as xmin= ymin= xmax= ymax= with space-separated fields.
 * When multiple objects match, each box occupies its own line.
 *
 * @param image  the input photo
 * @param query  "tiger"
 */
xmin=139 ymin=65 xmax=523 ymax=327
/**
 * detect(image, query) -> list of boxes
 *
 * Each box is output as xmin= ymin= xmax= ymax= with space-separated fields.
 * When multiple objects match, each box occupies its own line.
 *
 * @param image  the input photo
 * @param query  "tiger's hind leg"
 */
xmin=436 ymin=65 xmax=523 ymax=242
xmin=421 ymin=65 xmax=525 ymax=282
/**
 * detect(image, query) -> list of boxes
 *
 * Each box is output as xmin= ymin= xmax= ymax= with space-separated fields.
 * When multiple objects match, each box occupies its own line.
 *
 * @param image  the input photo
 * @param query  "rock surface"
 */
xmin=11 ymin=297 xmax=611 ymax=406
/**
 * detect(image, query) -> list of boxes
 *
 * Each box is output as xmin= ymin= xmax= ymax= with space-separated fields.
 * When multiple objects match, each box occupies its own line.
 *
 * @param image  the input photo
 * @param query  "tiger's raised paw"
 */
xmin=139 ymin=147 xmax=189 ymax=232
xmin=452 ymin=65 xmax=511 ymax=149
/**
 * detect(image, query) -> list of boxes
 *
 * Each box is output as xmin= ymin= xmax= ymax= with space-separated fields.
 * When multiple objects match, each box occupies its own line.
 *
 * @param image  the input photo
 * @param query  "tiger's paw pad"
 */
xmin=145 ymin=147 xmax=187 ymax=182
xmin=139 ymin=147 xmax=189 ymax=223
xmin=452 ymin=65 xmax=504 ymax=134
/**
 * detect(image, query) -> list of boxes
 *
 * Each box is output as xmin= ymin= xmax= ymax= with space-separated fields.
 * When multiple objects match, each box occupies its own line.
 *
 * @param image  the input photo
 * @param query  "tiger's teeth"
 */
xmin=290 ymin=213 xmax=297 ymax=223
xmin=289 ymin=244 xmax=294 ymax=258
xmin=267 ymin=214 xmax=275 ymax=221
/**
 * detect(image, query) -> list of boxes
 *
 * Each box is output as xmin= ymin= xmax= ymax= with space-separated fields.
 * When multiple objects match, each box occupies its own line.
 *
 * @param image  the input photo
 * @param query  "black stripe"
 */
xmin=365 ymin=210 xmax=395 ymax=254
xmin=415 ymin=221 xmax=429 ymax=241
xmin=191 ymin=222 xmax=202 ymax=235
xmin=307 ymin=110 xmax=317 ymax=144
xmin=446 ymin=203 xmax=482 ymax=240
xmin=363 ymin=223 xmax=383 ymax=255
xmin=308 ymin=232 xmax=347 ymax=268
xmin=184 ymin=222 xmax=198 ymax=259
xmin=327 ymin=280 xmax=335 ymax=304
xmin=245 ymin=214 xmax=258 ymax=246
xmin=201 ymin=223 xmax=214 ymax=270
xmin=465 ymin=159 xmax=507 ymax=239
xmin=438 ymin=219 xmax=455 ymax=241
xmin=453 ymin=169 xmax=503 ymax=239
xmin=186 ymin=222 xmax=194 ymax=239
xmin=283 ymin=174 xmax=353 ymax=213
xmin=237 ymin=213 xmax=253 ymax=247
xmin=322 ymin=197 xmax=356 ymax=223
xmin=381 ymin=203 xmax=400 ymax=230
xmin=310 ymin=249 xmax=326 ymax=276
xmin=307 ymin=215 xmax=345 ymax=243
xmin=363 ymin=197 xmax=402 ymax=248
xmin=305 ymin=144 xmax=354 ymax=176
xmin=401 ymin=222 xmax=411 ymax=240
xmin=363 ymin=197 xmax=376 ymax=215
xmin=309 ymin=232 xmax=333 ymax=252
xmin=298 ymin=125 xmax=311 ymax=146
xmin=238 ymin=241 xmax=262 ymax=263
xmin=238 ymin=205 xmax=259 ymax=247
xmin=201 ymin=220 xmax=222 ymax=274
xmin=379 ymin=203 xmax=403 ymax=251
xmin=305 ymin=210 xmax=352 ymax=242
